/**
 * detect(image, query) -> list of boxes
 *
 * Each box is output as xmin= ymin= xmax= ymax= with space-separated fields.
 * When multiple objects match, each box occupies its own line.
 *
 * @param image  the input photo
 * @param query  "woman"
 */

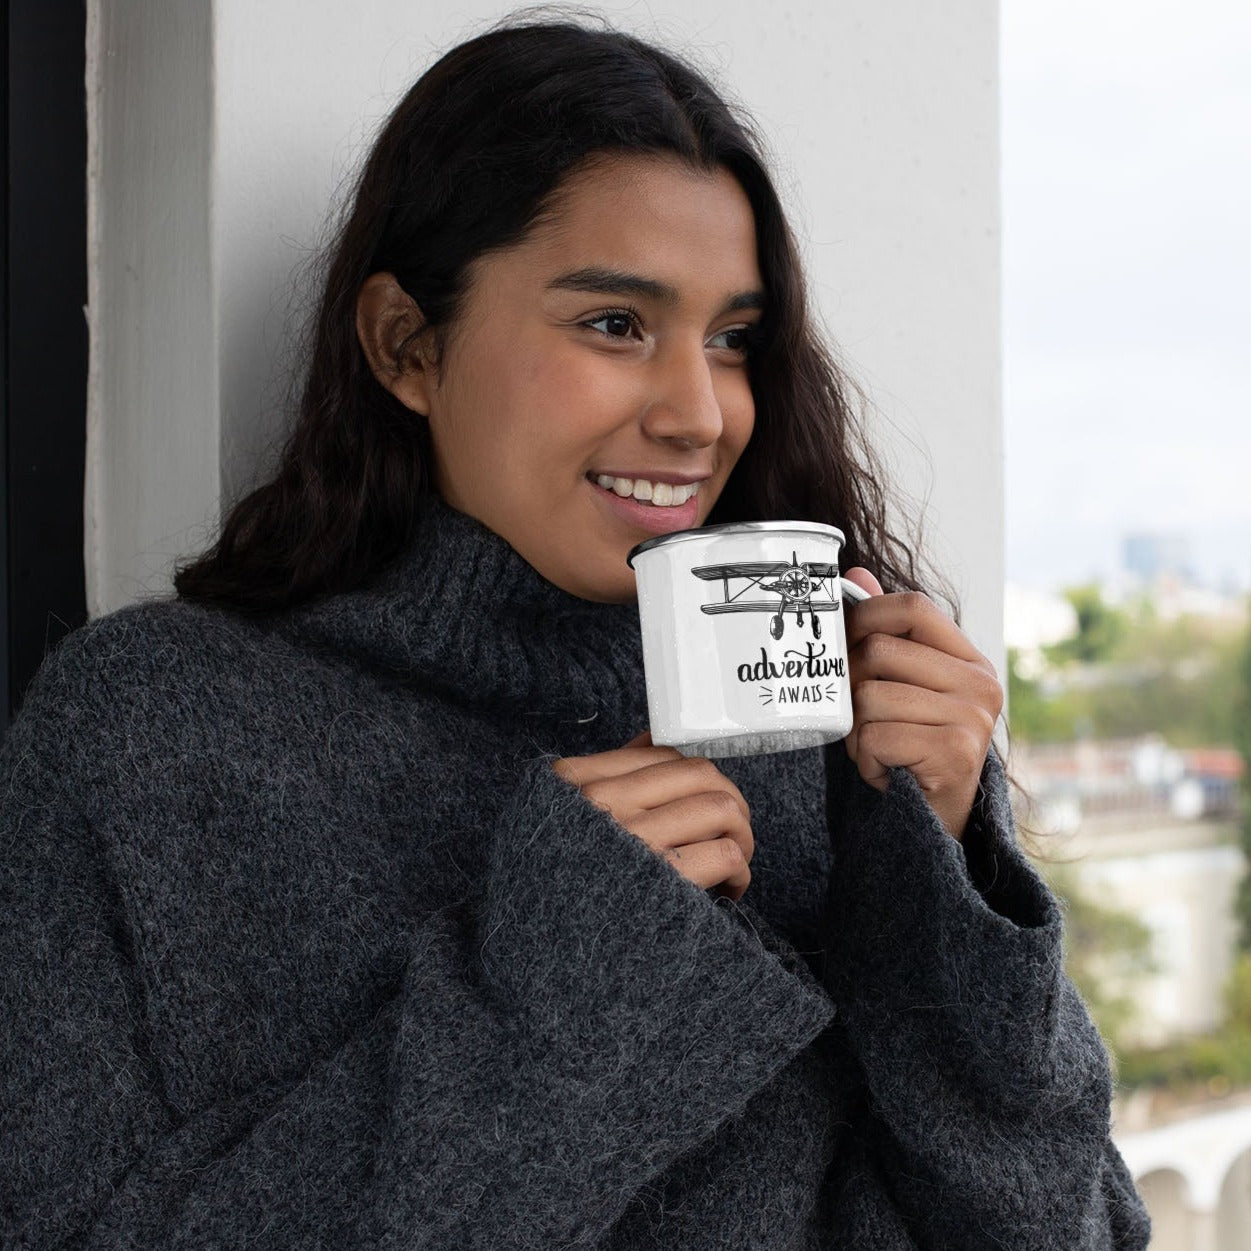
xmin=1 ymin=18 xmax=1148 ymax=1249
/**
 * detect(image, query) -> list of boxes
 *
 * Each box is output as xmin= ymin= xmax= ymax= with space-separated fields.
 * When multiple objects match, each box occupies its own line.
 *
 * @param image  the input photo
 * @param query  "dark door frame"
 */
xmin=3 ymin=0 xmax=89 ymax=728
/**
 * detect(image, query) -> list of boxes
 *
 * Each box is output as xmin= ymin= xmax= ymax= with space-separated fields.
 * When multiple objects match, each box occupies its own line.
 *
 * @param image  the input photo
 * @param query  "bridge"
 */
xmin=1117 ymin=1102 xmax=1251 ymax=1249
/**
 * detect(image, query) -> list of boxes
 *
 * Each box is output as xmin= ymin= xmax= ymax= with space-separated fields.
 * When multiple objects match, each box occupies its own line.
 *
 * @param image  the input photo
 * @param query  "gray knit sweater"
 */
xmin=1 ymin=499 xmax=1149 ymax=1249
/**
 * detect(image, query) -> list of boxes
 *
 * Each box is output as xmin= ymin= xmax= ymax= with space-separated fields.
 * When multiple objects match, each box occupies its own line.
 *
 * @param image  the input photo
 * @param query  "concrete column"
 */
xmin=86 ymin=0 xmax=219 ymax=613
xmin=1189 ymin=1206 xmax=1219 ymax=1251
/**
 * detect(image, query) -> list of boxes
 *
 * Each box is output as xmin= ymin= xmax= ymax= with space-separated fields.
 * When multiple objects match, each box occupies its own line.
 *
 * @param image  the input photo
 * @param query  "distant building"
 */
xmin=1013 ymin=736 xmax=1244 ymax=1049
xmin=1124 ymin=533 xmax=1194 ymax=584
xmin=1104 ymin=534 xmax=1248 ymax=623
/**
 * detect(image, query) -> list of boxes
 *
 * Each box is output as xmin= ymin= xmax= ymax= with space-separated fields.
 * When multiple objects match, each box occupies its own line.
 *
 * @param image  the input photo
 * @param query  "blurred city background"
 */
xmin=1003 ymin=2 xmax=1251 ymax=1245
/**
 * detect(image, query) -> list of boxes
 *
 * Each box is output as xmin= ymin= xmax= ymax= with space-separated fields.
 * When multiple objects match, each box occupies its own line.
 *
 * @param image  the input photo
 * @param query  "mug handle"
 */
xmin=840 ymin=576 xmax=872 ymax=603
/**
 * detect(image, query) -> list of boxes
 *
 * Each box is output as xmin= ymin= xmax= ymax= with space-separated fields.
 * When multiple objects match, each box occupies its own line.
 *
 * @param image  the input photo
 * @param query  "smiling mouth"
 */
xmin=591 ymin=473 xmax=700 ymax=506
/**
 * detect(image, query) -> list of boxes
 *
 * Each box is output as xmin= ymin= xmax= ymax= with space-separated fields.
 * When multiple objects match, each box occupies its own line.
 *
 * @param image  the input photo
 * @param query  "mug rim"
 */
xmin=627 ymin=520 xmax=847 ymax=568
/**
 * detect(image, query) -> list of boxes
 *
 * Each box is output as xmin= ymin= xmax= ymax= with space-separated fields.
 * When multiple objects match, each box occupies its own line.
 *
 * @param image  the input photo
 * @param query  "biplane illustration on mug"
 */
xmin=690 ymin=552 xmax=870 ymax=641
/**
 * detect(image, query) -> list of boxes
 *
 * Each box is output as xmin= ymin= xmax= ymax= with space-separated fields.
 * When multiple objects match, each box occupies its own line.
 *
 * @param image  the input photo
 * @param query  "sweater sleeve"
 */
xmin=1 ymin=672 xmax=835 ymax=1249
xmin=821 ymin=744 xmax=1151 ymax=1250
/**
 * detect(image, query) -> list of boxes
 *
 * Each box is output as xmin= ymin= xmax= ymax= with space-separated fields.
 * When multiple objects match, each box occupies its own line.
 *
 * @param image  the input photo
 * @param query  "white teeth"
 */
xmin=593 ymin=474 xmax=699 ymax=506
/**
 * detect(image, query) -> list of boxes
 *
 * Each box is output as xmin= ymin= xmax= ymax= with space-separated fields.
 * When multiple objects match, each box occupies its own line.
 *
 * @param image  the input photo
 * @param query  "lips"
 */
xmin=593 ymin=473 xmax=700 ymax=507
xmin=587 ymin=472 xmax=703 ymax=535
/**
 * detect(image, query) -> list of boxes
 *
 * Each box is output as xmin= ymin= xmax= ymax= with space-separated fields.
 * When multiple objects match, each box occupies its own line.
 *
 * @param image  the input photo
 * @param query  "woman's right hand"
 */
xmin=552 ymin=733 xmax=755 ymax=901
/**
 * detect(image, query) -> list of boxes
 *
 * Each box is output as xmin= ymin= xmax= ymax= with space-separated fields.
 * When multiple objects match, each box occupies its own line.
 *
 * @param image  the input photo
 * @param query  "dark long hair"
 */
xmin=175 ymin=16 xmax=938 ymax=612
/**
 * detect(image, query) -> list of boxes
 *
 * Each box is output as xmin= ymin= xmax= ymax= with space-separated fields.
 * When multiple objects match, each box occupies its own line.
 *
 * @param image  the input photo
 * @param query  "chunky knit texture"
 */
xmin=1 ymin=498 xmax=1149 ymax=1248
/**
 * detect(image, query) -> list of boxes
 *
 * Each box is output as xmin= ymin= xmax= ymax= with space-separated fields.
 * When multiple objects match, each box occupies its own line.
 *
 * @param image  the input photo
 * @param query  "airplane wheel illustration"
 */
xmin=812 ymin=615 xmax=822 ymax=639
xmin=770 ymin=613 xmax=784 ymax=640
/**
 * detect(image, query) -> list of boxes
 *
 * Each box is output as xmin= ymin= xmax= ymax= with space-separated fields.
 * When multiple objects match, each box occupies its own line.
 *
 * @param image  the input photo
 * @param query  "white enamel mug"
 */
xmin=627 ymin=522 xmax=870 ymax=759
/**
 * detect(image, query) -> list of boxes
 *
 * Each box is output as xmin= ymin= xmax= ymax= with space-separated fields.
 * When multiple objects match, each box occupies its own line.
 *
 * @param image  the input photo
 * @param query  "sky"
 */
xmin=1002 ymin=0 xmax=1251 ymax=592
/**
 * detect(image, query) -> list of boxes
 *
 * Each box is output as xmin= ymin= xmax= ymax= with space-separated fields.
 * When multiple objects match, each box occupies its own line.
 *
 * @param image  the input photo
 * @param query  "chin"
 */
xmin=555 ymin=563 xmax=637 ymax=605
xmin=569 ymin=581 xmax=637 ymax=605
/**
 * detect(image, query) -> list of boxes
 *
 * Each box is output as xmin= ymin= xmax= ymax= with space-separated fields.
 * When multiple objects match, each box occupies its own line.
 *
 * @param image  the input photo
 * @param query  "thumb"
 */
xmin=843 ymin=566 xmax=885 ymax=597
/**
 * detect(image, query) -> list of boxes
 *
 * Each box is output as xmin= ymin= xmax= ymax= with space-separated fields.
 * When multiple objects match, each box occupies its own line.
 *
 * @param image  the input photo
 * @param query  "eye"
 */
xmin=584 ymin=308 xmax=642 ymax=339
xmin=707 ymin=325 xmax=758 ymax=355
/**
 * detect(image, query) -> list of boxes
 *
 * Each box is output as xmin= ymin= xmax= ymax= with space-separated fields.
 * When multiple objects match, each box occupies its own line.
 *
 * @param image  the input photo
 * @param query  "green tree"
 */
xmin=1012 ymin=592 xmax=1248 ymax=748
xmin=1227 ymin=952 xmax=1251 ymax=1028
xmin=1075 ymin=632 xmax=1245 ymax=746
xmin=1005 ymin=648 xmax=1078 ymax=741
xmin=1048 ymin=584 xmax=1129 ymax=665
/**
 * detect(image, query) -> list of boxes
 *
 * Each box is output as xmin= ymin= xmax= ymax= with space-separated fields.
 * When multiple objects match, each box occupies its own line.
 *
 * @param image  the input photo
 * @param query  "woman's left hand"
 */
xmin=841 ymin=569 xmax=1003 ymax=841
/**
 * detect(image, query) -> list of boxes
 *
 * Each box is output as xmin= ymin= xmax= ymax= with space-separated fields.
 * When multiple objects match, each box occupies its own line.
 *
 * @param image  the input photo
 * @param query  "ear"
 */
xmin=355 ymin=272 xmax=435 ymax=415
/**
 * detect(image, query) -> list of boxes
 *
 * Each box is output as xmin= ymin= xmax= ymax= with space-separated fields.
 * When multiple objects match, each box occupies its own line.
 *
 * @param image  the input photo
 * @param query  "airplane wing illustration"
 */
xmin=701 ymin=598 xmax=842 ymax=615
xmin=701 ymin=600 xmax=786 ymax=615
xmin=690 ymin=562 xmax=789 ymax=580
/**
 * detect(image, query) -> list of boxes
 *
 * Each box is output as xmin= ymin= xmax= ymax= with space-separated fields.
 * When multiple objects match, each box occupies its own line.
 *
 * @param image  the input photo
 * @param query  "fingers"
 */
xmin=845 ymin=679 xmax=995 ymax=769
xmin=580 ymin=756 xmax=750 ymax=825
xmin=627 ymin=786 xmax=754 ymax=860
xmin=845 ymin=718 xmax=986 ymax=838
xmin=837 ymin=587 xmax=999 ymax=842
xmin=849 ymin=679 xmax=997 ymax=734
xmin=552 ymin=741 xmax=755 ymax=899
xmin=577 ymin=758 xmax=754 ymax=869
xmin=844 ymin=590 xmax=985 ymax=664
xmin=553 ymin=741 xmax=682 ymax=787
xmin=652 ymin=834 xmax=753 ymax=901
xmin=842 ymin=566 xmax=884 ymax=597
xmin=849 ymin=632 xmax=1003 ymax=714
xmin=848 ymin=716 xmax=991 ymax=787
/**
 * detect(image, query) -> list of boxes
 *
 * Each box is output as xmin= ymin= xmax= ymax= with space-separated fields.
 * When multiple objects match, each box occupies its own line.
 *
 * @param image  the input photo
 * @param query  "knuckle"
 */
xmin=854 ymin=676 xmax=885 ymax=702
xmin=952 ymin=724 xmax=986 ymax=771
xmin=740 ymin=825 xmax=756 ymax=862
xmin=690 ymin=756 xmax=724 ymax=786
xmin=971 ymin=702 xmax=997 ymax=741
xmin=860 ymin=632 xmax=893 ymax=665
xmin=981 ymin=672 xmax=1006 ymax=717
xmin=856 ymin=720 xmax=886 ymax=755
xmin=712 ymin=770 xmax=749 ymax=813
xmin=900 ymin=590 xmax=935 ymax=617
xmin=706 ymin=789 xmax=743 ymax=823
xmin=579 ymin=779 xmax=614 ymax=812
xmin=717 ymin=837 xmax=748 ymax=873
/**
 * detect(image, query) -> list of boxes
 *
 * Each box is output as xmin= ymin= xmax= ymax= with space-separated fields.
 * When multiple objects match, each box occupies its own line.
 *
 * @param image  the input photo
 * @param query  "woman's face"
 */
xmin=391 ymin=154 xmax=763 ymax=602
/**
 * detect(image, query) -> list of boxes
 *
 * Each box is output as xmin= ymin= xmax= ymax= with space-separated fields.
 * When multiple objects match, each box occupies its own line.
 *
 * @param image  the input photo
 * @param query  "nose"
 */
xmin=639 ymin=341 xmax=724 ymax=448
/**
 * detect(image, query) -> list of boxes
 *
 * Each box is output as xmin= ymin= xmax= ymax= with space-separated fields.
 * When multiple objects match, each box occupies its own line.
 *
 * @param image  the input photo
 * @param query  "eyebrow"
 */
xmin=546 ymin=266 xmax=765 ymax=313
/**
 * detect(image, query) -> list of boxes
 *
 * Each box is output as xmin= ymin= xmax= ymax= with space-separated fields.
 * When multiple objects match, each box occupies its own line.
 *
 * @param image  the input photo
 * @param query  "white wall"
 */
xmin=89 ymin=0 xmax=1003 ymax=668
xmin=1077 ymin=842 xmax=1243 ymax=1047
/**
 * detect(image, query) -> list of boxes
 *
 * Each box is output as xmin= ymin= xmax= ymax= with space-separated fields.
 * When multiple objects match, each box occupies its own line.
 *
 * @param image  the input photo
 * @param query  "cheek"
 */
xmin=720 ymin=377 xmax=756 ymax=460
xmin=516 ymin=348 xmax=638 ymax=443
xmin=432 ymin=343 xmax=546 ymax=467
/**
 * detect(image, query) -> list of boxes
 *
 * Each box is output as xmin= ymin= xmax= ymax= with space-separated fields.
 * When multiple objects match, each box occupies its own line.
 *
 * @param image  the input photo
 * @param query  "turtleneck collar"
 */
xmin=286 ymin=496 xmax=648 ymax=725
